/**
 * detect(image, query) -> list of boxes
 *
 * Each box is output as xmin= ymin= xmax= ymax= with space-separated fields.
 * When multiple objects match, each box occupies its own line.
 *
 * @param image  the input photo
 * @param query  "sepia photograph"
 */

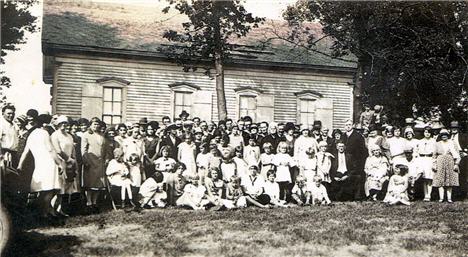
xmin=1 ymin=0 xmax=467 ymax=256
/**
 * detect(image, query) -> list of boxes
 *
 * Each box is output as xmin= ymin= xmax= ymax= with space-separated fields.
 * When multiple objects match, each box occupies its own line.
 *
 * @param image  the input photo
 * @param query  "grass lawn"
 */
xmin=6 ymin=201 xmax=468 ymax=257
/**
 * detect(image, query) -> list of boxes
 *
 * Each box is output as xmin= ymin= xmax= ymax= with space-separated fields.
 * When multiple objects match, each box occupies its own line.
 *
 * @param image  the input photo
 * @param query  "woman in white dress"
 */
xmin=416 ymin=127 xmax=436 ymax=201
xmin=18 ymin=114 xmax=62 ymax=217
xmin=51 ymin=115 xmax=79 ymax=216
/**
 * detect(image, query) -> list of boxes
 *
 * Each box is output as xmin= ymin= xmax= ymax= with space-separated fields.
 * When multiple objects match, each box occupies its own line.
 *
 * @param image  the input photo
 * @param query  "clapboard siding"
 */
xmin=53 ymin=55 xmax=353 ymax=129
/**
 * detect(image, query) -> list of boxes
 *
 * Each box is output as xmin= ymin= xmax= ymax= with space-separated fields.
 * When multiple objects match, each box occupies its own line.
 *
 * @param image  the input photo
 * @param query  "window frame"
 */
xmin=97 ymin=77 xmax=129 ymax=124
xmin=102 ymin=87 xmax=124 ymax=125
xmin=168 ymin=83 xmax=200 ymax=120
xmin=295 ymin=90 xmax=323 ymax=126
xmin=234 ymin=87 xmax=263 ymax=122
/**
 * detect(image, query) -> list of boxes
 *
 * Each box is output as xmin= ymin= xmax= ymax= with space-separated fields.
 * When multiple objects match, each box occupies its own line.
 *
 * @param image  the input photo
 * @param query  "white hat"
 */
xmin=439 ymin=129 xmax=450 ymax=136
xmin=369 ymin=144 xmax=381 ymax=152
xmin=300 ymin=124 xmax=310 ymax=131
xmin=404 ymin=127 xmax=414 ymax=135
xmin=318 ymin=141 xmax=328 ymax=148
xmin=56 ymin=115 xmax=69 ymax=125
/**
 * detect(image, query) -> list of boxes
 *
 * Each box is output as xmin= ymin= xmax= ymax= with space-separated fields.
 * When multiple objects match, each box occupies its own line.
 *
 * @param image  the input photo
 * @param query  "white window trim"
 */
xmin=235 ymin=87 xmax=262 ymax=121
xmin=169 ymin=83 xmax=199 ymax=120
xmin=98 ymin=78 xmax=129 ymax=123
xmin=295 ymin=91 xmax=322 ymax=125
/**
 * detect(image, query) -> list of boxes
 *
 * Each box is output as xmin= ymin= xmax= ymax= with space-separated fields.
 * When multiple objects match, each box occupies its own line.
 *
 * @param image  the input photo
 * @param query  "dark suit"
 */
xmin=160 ymin=135 xmax=181 ymax=160
xmin=454 ymin=132 xmax=468 ymax=200
xmin=341 ymin=130 xmax=369 ymax=200
xmin=330 ymin=152 xmax=356 ymax=201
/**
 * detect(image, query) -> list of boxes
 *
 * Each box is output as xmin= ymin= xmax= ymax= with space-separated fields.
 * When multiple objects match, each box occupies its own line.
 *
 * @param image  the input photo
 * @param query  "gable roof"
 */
xmin=42 ymin=1 xmax=357 ymax=69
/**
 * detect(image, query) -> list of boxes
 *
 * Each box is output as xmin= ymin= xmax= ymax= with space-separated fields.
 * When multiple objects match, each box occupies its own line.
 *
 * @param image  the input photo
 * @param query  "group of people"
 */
xmin=1 ymin=104 xmax=467 ymax=219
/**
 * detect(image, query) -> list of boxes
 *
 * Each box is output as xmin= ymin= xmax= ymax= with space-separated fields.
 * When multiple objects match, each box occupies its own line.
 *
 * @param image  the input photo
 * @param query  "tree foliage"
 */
xmin=284 ymin=1 xmax=468 ymax=126
xmin=162 ymin=0 xmax=264 ymax=120
xmin=1 ymin=0 xmax=38 ymax=88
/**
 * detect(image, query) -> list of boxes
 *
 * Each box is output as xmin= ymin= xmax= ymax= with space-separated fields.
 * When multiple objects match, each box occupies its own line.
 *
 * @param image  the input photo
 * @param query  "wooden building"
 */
xmin=42 ymin=1 xmax=356 ymax=129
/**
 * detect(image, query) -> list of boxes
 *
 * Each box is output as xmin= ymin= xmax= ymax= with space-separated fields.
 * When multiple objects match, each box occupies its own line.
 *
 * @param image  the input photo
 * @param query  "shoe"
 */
xmin=447 ymin=199 xmax=453 ymax=203
xmin=58 ymin=210 xmax=70 ymax=217
xmin=423 ymin=198 xmax=430 ymax=202
xmin=438 ymin=199 xmax=444 ymax=203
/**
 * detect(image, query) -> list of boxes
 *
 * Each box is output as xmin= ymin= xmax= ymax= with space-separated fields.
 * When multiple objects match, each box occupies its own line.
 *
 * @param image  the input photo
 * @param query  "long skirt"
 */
xmin=433 ymin=154 xmax=459 ymax=187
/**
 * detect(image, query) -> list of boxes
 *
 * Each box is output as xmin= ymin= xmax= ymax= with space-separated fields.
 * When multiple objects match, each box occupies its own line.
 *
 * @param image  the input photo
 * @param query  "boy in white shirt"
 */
xmin=308 ymin=175 xmax=332 ymax=206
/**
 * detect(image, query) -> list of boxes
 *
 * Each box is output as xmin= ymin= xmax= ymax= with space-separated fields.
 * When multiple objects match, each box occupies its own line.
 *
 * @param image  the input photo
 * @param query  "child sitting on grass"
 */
xmin=106 ymin=148 xmax=133 ymax=208
xmin=383 ymin=164 xmax=410 ymax=206
xmin=138 ymin=171 xmax=166 ymax=209
xmin=166 ymin=162 xmax=187 ymax=206
xmin=205 ymin=167 xmax=225 ymax=210
xmin=240 ymin=165 xmax=271 ymax=209
xmin=291 ymin=175 xmax=310 ymax=206
xmin=264 ymin=169 xmax=288 ymax=207
xmin=223 ymin=175 xmax=247 ymax=209
xmin=309 ymin=175 xmax=332 ymax=206
xmin=176 ymin=175 xmax=209 ymax=210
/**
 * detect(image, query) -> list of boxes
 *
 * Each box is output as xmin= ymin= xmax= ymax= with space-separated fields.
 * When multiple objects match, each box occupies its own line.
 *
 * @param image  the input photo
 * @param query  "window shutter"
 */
xmin=315 ymin=98 xmax=333 ymax=129
xmin=257 ymin=94 xmax=274 ymax=122
xmin=191 ymin=90 xmax=212 ymax=121
xmin=81 ymin=84 xmax=103 ymax=118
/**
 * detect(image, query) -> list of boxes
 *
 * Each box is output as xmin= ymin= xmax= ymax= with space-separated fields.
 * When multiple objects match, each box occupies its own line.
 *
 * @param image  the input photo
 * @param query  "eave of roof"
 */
xmin=43 ymin=42 xmax=357 ymax=75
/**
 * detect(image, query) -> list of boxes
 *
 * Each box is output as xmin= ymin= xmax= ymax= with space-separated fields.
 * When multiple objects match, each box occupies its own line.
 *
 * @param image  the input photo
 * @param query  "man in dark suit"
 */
xmin=330 ymin=142 xmax=357 ymax=201
xmin=160 ymin=124 xmax=181 ymax=160
xmin=450 ymin=121 xmax=468 ymax=200
xmin=341 ymin=119 xmax=369 ymax=200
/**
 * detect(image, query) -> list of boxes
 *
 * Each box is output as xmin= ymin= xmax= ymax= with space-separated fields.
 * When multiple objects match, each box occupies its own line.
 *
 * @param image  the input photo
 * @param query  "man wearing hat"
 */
xmin=160 ymin=124 xmax=181 ymax=160
xmin=311 ymin=121 xmax=322 ymax=141
xmin=179 ymin=110 xmax=189 ymax=122
xmin=450 ymin=121 xmax=468 ymax=200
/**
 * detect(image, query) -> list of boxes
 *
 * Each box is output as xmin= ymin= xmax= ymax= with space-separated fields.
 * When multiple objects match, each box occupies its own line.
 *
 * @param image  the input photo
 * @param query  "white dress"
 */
xmin=416 ymin=138 xmax=436 ymax=179
xmin=178 ymin=142 xmax=197 ymax=177
xmin=273 ymin=153 xmax=295 ymax=183
xmin=28 ymin=128 xmax=61 ymax=192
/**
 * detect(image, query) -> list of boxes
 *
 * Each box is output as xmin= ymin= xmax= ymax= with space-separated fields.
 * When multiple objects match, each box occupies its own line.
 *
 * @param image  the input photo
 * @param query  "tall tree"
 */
xmin=284 ymin=1 xmax=468 ymax=125
xmin=1 ymin=0 xmax=38 ymax=88
xmin=162 ymin=0 xmax=264 ymax=120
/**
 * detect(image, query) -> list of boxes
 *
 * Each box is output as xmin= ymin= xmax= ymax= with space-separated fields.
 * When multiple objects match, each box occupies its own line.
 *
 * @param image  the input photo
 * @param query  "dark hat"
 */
xmin=179 ymin=110 xmax=190 ymax=118
xmin=313 ymin=120 xmax=322 ymax=130
xmin=138 ymin=117 xmax=148 ymax=125
xmin=166 ymin=124 xmax=178 ymax=131
xmin=284 ymin=122 xmax=295 ymax=132
xmin=449 ymin=121 xmax=460 ymax=128
xmin=250 ymin=123 xmax=258 ymax=130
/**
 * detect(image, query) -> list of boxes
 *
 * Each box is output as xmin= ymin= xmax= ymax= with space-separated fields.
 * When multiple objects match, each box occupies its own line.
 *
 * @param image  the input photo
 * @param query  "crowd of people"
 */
xmin=1 ymin=103 xmax=467 ymax=219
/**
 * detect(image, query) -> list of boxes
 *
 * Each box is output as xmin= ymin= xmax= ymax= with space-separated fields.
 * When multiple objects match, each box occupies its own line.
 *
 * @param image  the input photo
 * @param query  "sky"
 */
xmin=2 ymin=0 xmax=296 ymax=115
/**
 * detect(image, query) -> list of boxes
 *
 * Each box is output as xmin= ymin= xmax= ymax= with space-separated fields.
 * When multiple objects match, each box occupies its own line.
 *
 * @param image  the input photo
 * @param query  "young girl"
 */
xmin=166 ymin=162 xmax=187 ymax=206
xmin=244 ymin=136 xmax=261 ymax=168
xmin=204 ymin=167 xmax=225 ymax=209
xmin=315 ymin=141 xmax=333 ymax=187
xmin=309 ymin=175 xmax=332 ymax=206
xmin=176 ymin=175 xmax=209 ymax=210
xmin=138 ymin=171 xmax=167 ymax=209
xmin=273 ymin=141 xmax=296 ymax=202
xmin=178 ymin=133 xmax=197 ymax=177
xmin=365 ymin=144 xmax=390 ymax=201
xmin=106 ymin=148 xmax=133 ymax=208
xmin=233 ymin=146 xmax=248 ymax=177
xmin=383 ymin=164 xmax=410 ymax=205
xmin=154 ymin=146 xmax=176 ymax=182
xmin=299 ymin=148 xmax=317 ymax=184
xmin=196 ymin=143 xmax=211 ymax=184
xmin=264 ymin=169 xmax=287 ymax=207
xmin=223 ymin=175 xmax=247 ymax=209
xmin=260 ymin=142 xmax=275 ymax=179
xmin=128 ymin=153 xmax=145 ymax=189
xmin=290 ymin=175 xmax=309 ymax=206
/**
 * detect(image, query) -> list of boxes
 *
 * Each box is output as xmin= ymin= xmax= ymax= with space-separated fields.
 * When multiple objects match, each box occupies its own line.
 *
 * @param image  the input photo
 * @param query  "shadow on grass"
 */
xmin=4 ymin=231 xmax=81 ymax=257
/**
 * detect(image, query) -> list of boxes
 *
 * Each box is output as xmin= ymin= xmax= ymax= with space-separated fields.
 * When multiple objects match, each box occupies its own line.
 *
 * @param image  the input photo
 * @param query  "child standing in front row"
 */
xmin=260 ymin=142 xmax=275 ymax=179
xmin=196 ymin=143 xmax=211 ymax=184
xmin=154 ymin=146 xmax=176 ymax=183
xmin=128 ymin=153 xmax=145 ymax=200
xmin=273 ymin=141 xmax=296 ymax=202
xmin=299 ymin=148 xmax=317 ymax=183
xmin=244 ymin=136 xmax=261 ymax=168
xmin=233 ymin=146 xmax=248 ymax=177
xmin=383 ymin=164 xmax=410 ymax=205
xmin=309 ymin=175 xmax=331 ymax=206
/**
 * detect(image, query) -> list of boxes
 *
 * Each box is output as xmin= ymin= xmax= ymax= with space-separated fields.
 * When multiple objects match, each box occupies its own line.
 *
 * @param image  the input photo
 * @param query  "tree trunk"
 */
xmin=353 ymin=61 xmax=364 ymax=123
xmin=215 ymin=51 xmax=227 ymax=121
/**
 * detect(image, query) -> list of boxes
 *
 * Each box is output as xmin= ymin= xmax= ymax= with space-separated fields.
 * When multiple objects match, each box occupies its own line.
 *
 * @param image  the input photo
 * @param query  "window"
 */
xmin=174 ymin=91 xmax=193 ymax=118
xmin=299 ymin=99 xmax=316 ymax=126
xmin=239 ymin=95 xmax=257 ymax=121
xmin=102 ymin=87 xmax=123 ymax=124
